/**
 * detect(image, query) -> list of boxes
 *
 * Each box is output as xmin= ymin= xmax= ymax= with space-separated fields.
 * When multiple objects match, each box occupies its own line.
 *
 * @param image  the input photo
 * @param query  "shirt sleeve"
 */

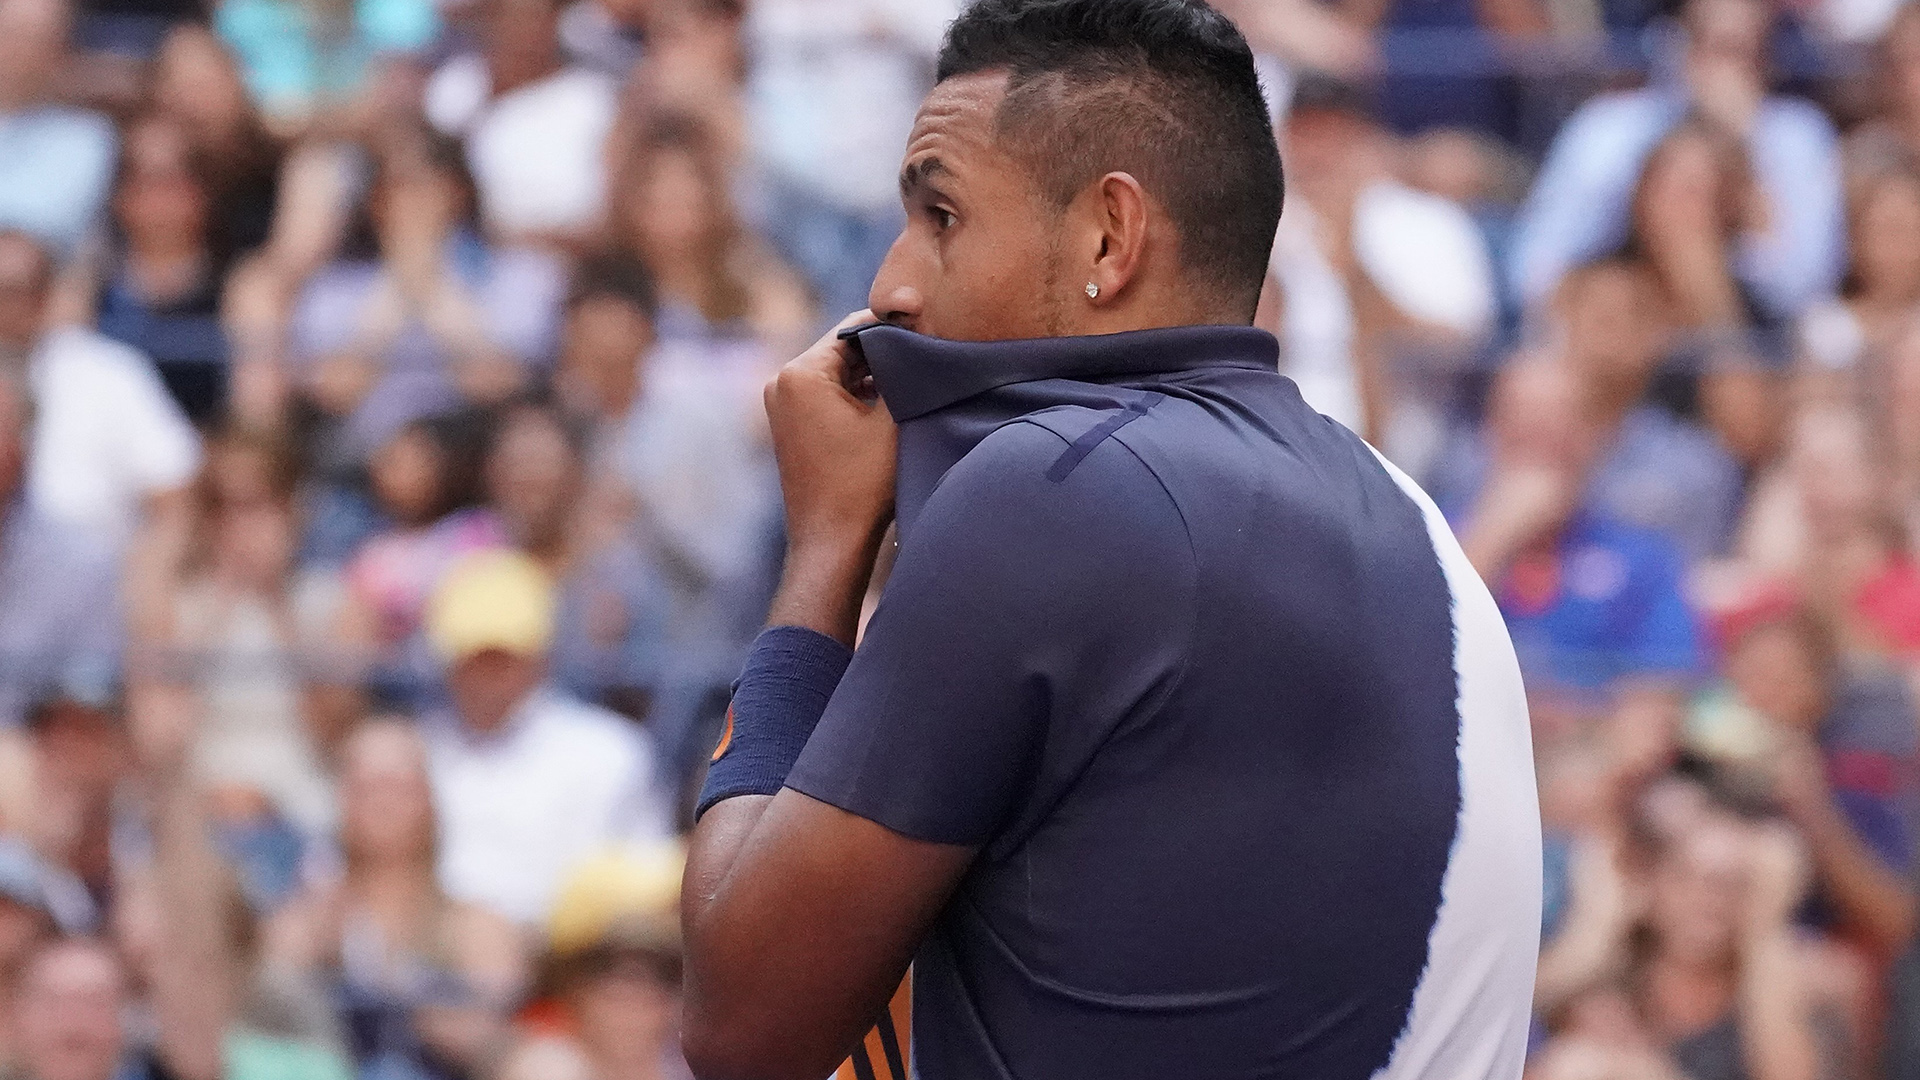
xmin=107 ymin=348 xmax=203 ymax=497
xmin=784 ymin=418 xmax=1197 ymax=847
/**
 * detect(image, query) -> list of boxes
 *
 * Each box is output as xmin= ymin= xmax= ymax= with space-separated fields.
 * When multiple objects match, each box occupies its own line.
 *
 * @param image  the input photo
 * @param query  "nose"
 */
xmin=868 ymin=231 xmax=923 ymax=330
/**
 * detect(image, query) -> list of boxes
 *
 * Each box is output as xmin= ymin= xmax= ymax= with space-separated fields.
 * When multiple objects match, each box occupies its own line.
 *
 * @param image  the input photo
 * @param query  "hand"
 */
xmin=766 ymin=311 xmax=898 ymax=556
xmin=1762 ymin=730 xmax=1831 ymax=827
xmin=1743 ymin=821 xmax=1812 ymax=940
xmin=763 ymin=312 xmax=898 ymax=644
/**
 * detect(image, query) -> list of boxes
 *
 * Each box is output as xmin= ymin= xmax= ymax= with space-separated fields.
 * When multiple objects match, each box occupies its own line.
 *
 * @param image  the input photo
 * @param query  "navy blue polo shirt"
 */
xmin=785 ymin=324 xmax=1541 ymax=1080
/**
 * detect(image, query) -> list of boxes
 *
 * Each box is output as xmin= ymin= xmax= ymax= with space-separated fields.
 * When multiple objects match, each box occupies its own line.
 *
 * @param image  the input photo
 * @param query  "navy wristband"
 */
xmin=695 ymin=626 xmax=854 ymax=819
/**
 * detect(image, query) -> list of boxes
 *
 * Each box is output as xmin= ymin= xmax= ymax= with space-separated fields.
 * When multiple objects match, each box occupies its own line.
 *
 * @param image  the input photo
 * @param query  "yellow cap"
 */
xmin=425 ymin=549 xmax=556 ymax=663
xmin=548 ymin=844 xmax=686 ymax=957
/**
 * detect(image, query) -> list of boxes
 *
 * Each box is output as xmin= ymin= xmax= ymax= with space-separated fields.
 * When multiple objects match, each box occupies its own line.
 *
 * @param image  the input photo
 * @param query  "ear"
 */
xmin=1082 ymin=172 xmax=1150 ymax=307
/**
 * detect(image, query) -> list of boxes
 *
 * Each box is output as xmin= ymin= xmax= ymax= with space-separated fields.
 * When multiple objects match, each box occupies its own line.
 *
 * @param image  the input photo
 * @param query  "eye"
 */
xmin=931 ymin=207 xmax=957 ymax=231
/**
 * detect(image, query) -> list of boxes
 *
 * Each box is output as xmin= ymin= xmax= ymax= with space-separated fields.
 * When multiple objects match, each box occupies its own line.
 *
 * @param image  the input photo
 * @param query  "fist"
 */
xmin=765 ymin=311 xmax=899 ymax=556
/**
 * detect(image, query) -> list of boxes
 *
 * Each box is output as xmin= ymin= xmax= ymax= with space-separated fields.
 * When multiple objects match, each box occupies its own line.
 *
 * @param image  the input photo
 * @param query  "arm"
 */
xmin=682 ymin=314 xmax=974 ymax=1080
xmin=1533 ymin=832 xmax=1637 ymax=1013
xmin=1770 ymin=734 xmax=1917 ymax=960
xmin=1738 ymin=826 xmax=1826 ymax=1080
xmin=130 ymin=680 xmax=238 ymax=1080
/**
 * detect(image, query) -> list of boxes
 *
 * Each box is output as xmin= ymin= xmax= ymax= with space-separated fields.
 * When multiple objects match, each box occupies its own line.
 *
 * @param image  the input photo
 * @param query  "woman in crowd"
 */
xmin=265 ymin=719 xmax=527 ymax=1080
xmin=156 ymin=429 xmax=337 ymax=836
xmin=90 ymin=112 xmax=232 ymax=424
xmin=611 ymin=111 xmax=812 ymax=355
xmin=483 ymin=401 xmax=671 ymax=716
xmin=1797 ymin=161 xmax=1920 ymax=404
xmin=1618 ymin=119 xmax=1782 ymax=468
xmin=332 ymin=417 xmax=504 ymax=707
xmin=290 ymin=126 xmax=564 ymax=466
xmin=149 ymin=26 xmax=284 ymax=262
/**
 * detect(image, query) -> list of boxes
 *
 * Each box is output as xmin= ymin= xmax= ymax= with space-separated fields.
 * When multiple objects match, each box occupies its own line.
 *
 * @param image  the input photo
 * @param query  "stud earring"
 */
xmin=1085 ymin=282 xmax=1100 ymax=300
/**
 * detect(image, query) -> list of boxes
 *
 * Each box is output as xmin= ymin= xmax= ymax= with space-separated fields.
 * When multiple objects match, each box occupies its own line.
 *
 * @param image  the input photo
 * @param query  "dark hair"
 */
xmin=937 ymin=0 xmax=1283 ymax=317
xmin=569 ymin=252 xmax=660 ymax=318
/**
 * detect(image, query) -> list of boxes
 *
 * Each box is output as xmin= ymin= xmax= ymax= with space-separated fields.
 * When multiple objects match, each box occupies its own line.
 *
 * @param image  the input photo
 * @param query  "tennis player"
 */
xmin=681 ymin=1 xmax=1542 ymax=1077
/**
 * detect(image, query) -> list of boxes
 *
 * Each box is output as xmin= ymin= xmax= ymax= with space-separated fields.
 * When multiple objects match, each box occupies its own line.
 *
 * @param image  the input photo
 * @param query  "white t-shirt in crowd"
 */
xmin=1271 ymin=180 xmax=1495 ymax=440
xmin=426 ymin=686 xmax=671 ymax=925
xmin=425 ymin=57 xmax=620 ymax=237
xmin=27 ymin=326 xmax=202 ymax=540
xmin=746 ymin=0 xmax=961 ymax=214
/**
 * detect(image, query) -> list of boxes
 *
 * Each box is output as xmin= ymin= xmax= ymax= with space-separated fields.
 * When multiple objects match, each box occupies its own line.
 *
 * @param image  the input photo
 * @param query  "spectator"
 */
xmin=213 ymin=0 xmax=438 ymax=133
xmin=290 ymin=128 xmax=563 ymax=464
xmin=16 ymin=698 xmax=124 ymax=927
xmin=0 ymin=231 xmax=200 ymax=547
xmin=1458 ymin=359 xmax=1707 ymax=693
xmin=157 ymin=429 xmax=335 ymax=836
xmin=1617 ymin=120 xmax=1795 ymax=467
xmin=1266 ymin=77 xmax=1497 ymax=453
xmin=0 ymin=0 xmax=115 ymax=258
xmin=0 ymin=370 xmax=118 ymax=729
xmin=1797 ymin=159 xmax=1920 ymax=391
xmin=332 ymin=417 xmax=505 ymax=703
xmin=420 ymin=550 xmax=670 ymax=926
xmin=126 ymin=676 xmax=355 ymax=1080
xmin=743 ymin=0 xmax=959 ymax=321
xmin=497 ymin=847 xmax=687 ymax=1080
xmin=1431 ymin=259 xmax=1743 ymax=560
xmin=265 ymin=719 xmax=526 ymax=1080
xmin=1701 ymin=600 xmax=1920 ymax=961
xmin=424 ymin=0 xmax=619 ymax=246
xmin=6 ymin=937 xmax=136 ymax=1080
xmin=1736 ymin=405 xmax=1920 ymax=659
xmin=612 ymin=112 xmax=813 ymax=352
xmin=90 ymin=112 xmax=232 ymax=424
xmin=483 ymin=401 xmax=670 ymax=714
xmin=1511 ymin=0 xmax=1844 ymax=325
xmin=149 ymin=26 xmax=283 ymax=262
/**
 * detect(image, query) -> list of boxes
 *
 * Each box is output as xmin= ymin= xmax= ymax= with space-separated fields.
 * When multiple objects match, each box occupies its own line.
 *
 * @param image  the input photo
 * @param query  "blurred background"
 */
xmin=0 ymin=0 xmax=1913 ymax=1076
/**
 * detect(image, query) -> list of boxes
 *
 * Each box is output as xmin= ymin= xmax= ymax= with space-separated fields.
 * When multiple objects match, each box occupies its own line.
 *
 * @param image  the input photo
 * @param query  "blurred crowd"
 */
xmin=0 ymin=0 xmax=1917 ymax=1076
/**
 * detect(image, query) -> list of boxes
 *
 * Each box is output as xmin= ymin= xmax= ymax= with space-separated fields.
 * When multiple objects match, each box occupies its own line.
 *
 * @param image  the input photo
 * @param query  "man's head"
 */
xmin=427 ymin=551 xmax=556 ymax=735
xmin=11 ymin=938 xmax=127 ymax=1080
xmin=560 ymin=255 xmax=657 ymax=421
xmin=0 ymin=231 xmax=51 ymax=362
xmin=869 ymin=0 xmax=1282 ymax=341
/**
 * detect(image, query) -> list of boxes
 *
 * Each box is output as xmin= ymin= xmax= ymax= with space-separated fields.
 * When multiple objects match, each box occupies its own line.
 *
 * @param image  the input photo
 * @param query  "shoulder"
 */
xmin=911 ymin=414 xmax=1195 ymax=588
xmin=939 ymin=411 xmax=1182 ymax=524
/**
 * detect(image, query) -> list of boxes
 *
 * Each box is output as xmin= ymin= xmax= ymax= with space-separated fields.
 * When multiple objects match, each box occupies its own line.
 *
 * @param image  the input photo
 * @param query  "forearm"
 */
xmin=1795 ymin=803 xmax=1917 ymax=958
xmin=1738 ymin=931 xmax=1824 ymax=1080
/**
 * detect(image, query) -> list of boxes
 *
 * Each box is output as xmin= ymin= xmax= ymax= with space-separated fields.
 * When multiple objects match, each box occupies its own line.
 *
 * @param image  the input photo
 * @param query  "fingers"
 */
xmin=788 ymin=309 xmax=880 ymax=383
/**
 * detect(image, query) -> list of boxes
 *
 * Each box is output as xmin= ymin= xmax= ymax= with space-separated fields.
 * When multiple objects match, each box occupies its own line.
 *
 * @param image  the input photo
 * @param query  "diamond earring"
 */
xmin=1085 ymin=282 xmax=1100 ymax=300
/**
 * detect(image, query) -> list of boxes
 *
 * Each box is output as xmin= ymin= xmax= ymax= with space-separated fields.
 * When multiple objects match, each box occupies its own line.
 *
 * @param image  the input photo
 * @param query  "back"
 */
xmin=788 ymin=324 xmax=1540 ymax=1080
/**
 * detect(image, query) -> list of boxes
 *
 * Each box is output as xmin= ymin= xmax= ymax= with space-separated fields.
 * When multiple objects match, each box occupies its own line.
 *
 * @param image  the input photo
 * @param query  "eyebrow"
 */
xmin=899 ymin=156 xmax=953 ymax=200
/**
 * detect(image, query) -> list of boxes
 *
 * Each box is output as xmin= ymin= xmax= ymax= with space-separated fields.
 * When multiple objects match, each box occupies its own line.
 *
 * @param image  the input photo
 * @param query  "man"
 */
xmin=422 ymin=550 xmax=671 ymax=926
xmin=0 ymin=231 xmax=200 ymax=546
xmin=0 ymin=0 xmax=115 ymax=258
xmin=1428 ymin=258 xmax=1743 ymax=562
xmin=1457 ymin=359 xmax=1704 ymax=694
xmin=1510 ymin=0 xmax=1841 ymax=322
xmin=681 ymin=2 xmax=1541 ymax=1079
xmin=4 ymin=937 xmax=132 ymax=1080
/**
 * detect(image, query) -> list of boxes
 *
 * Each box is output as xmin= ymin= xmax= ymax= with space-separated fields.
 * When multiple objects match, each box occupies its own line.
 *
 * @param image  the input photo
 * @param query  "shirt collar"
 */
xmin=849 ymin=323 xmax=1280 ymax=422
